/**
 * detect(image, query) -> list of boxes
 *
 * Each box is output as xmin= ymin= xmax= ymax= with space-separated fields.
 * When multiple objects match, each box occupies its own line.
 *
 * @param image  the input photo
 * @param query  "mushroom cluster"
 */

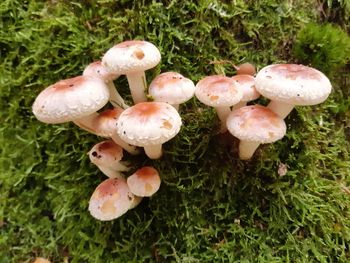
xmin=32 ymin=40 xmax=332 ymax=221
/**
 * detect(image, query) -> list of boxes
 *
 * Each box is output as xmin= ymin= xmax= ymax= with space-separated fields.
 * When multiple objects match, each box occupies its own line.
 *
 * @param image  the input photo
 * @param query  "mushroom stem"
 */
xmin=215 ymin=106 xmax=231 ymax=132
xmin=96 ymin=165 xmax=124 ymax=179
xmin=110 ymin=134 xmax=140 ymax=155
xmin=73 ymin=113 xmax=99 ymax=134
xmin=144 ymin=144 xmax=162 ymax=159
xmin=107 ymin=82 xmax=129 ymax=109
xmin=239 ymin=140 xmax=260 ymax=160
xmin=172 ymin=104 xmax=180 ymax=111
xmin=267 ymin=101 xmax=294 ymax=119
xmin=231 ymin=101 xmax=247 ymax=111
xmin=126 ymin=71 xmax=148 ymax=104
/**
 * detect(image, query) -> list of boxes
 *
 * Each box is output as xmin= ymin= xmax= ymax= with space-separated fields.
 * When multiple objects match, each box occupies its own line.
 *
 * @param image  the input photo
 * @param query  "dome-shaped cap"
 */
xmin=116 ymin=102 xmax=182 ymax=147
xmin=83 ymin=61 xmax=119 ymax=82
xmin=231 ymin=75 xmax=260 ymax=102
xmin=149 ymin=72 xmax=195 ymax=105
xmin=32 ymin=76 xmax=109 ymax=124
xmin=127 ymin=166 xmax=161 ymax=197
xmin=255 ymin=64 xmax=332 ymax=105
xmin=102 ymin=40 xmax=161 ymax=74
xmin=88 ymin=178 xmax=135 ymax=221
xmin=227 ymin=105 xmax=286 ymax=143
xmin=195 ymin=75 xmax=243 ymax=107
xmin=88 ymin=140 xmax=123 ymax=168
xmin=93 ymin=107 xmax=124 ymax=137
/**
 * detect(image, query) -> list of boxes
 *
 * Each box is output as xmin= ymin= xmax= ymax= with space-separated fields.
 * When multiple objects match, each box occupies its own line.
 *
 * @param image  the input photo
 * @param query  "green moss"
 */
xmin=1 ymin=0 xmax=350 ymax=262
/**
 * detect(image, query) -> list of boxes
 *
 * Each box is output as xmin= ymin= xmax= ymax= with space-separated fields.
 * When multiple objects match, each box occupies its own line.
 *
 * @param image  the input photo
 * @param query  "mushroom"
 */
xmin=116 ymin=102 xmax=182 ymax=159
xmin=233 ymin=62 xmax=256 ymax=76
xmin=83 ymin=61 xmax=129 ymax=109
xmin=226 ymin=105 xmax=286 ymax=160
xmin=102 ymin=40 xmax=161 ymax=104
xmin=195 ymin=75 xmax=243 ymax=132
xmin=32 ymin=76 xmax=109 ymax=131
xmin=88 ymin=140 xmax=129 ymax=178
xmin=255 ymin=64 xmax=332 ymax=119
xmin=33 ymin=258 xmax=51 ymax=263
xmin=127 ymin=166 xmax=161 ymax=197
xmin=231 ymin=75 xmax=260 ymax=110
xmin=88 ymin=177 xmax=136 ymax=221
xmin=148 ymin=72 xmax=195 ymax=111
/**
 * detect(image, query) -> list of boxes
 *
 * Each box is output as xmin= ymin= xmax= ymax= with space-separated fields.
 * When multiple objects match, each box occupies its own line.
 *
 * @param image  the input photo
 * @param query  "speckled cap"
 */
xmin=148 ymin=72 xmax=195 ymax=105
xmin=32 ymin=76 xmax=109 ymax=124
xmin=127 ymin=166 xmax=161 ymax=197
xmin=102 ymin=40 xmax=161 ymax=74
xmin=88 ymin=178 xmax=135 ymax=221
xmin=88 ymin=140 xmax=123 ymax=169
xmin=227 ymin=105 xmax=286 ymax=143
xmin=255 ymin=64 xmax=332 ymax=105
xmin=231 ymin=75 xmax=260 ymax=102
xmin=116 ymin=102 xmax=182 ymax=147
xmin=195 ymin=75 xmax=243 ymax=107
xmin=83 ymin=61 xmax=119 ymax=82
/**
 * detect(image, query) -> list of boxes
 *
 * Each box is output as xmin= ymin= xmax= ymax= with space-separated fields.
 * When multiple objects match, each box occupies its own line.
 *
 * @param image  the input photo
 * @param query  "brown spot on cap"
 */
xmin=210 ymin=95 xmax=219 ymax=101
xmin=145 ymin=183 xmax=153 ymax=194
xmin=100 ymin=197 xmax=118 ymax=214
xmin=162 ymin=120 xmax=173 ymax=129
xmin=133 ymin=48 xmax=145 ymax=60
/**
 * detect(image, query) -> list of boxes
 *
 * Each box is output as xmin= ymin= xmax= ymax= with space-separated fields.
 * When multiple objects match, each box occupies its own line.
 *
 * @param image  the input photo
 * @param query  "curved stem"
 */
xmin=215 ymin=106 xmax=231 ymax=133
xmin=96 ymin=165 xmax=124 ymax=179
xmin=126 ymin=71 xmax=148 ymax=104
xmin=144 ymin=144 xmax=162 ymax=159
xmin=239 ymin=140 xmax=260 ymax=160
xmin=267 ymin=101 xmax=294 ymax=119
xmin=107 ymin=82 xmax=129 ymax=109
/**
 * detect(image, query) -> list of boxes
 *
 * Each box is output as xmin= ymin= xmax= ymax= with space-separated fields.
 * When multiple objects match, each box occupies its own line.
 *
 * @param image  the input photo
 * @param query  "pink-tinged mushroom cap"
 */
xmin=231 ymin=75 xmax=260 ymax=102
xmin=102 ymin=40 xmax=161 ymax=74
xmin=195 ymin=75 xmax=243 ymax=107
xmin=89 ymin=140 xmax=123 ymax=169
xmin=255 ymin=64 xmax=332 ymax=106
xmin=127 ymin=166 xmax=161 ymax=197
xmin=89 ymin=178 xmax=135 ymax=221
xmin=116 ymin=102 xmax=182 ymax=147
xmin=149 ymin=72 xmax=195 ymax=105
xmin=227 ymin=105 xmax=286 ymax=143
xmin=32 ymin=76 xmax=109 ymax=124
xmin=83 ymin=61 xmax=119 ymax=82
xmin=93 ymin=108 xmax=124 ymax=137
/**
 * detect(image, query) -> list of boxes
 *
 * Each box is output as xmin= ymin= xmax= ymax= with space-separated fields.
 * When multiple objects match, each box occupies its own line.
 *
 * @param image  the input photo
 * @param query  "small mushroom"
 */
xmin=233 ymin=62 xmax=256 ymax=76
xmin=127 ymin=166 xmax=161 ymax=197
xmin=102 ymin=40 xmax=161 ymax=104
xmin=195 ymin=75 xmax=243 ymax=132
xmin=116 ymin=102 xmax=182 ymax=159
xmin=83 ymin=61 xmax=129 ymax=109
xmin=88 ymin=177 xmax=136 ymax=221
xmin=226 ymin=105 xmax=286 ymax=160
xmin=255 ymin=64 xmax=332 ymax=119
xmin=148 ymin=72 xmax=195 ymax=111
xmin=231 ymin=75 xmax=260 ymax=110
xmin=88 ymin=140 xmax=129 ymax=178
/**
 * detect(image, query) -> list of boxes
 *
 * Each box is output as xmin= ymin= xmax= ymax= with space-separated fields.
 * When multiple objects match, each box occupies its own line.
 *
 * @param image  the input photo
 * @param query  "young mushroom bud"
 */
xmin=88 ymin=140 xmax=129 ymax=178
xmin=127 ymin=166 xmax=161 ymax=197
xmin=89 ymin=177 xmax=136 ymax=221
xmin=255 ymin=64 xmax=332 ymax=119
xmin=148 ymin=72 xmax=195 ymax=111
xmin=226 ymin=105 xmax=286 ymax=160
xmin=116 ymin=102 xmax=182 ymax=159
xmin=102 ymin=40 xmax=161 ymax=104
xmin=83 ymin=61 xmax=129 ymax=109
xmin=233 ymin=62 xmax=256 ymax=76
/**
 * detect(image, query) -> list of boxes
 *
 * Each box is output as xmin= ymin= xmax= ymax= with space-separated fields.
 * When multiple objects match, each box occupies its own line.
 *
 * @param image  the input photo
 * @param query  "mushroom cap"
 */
xmin=255 ymin=64 xmax=332 ymax=105
xmin=148 ymin=72 xmax=195 ymax=105
xmin=88 ymin=178 xmax=135 ymax=221
xmin=83 ymin=61 xmax=119 ymax=82
xmin=195 ymin=75 xmax=243 ymax=107
xmin=93 ymin=107 xmax=124 ymax=137
xmin=88 ymin=140 xmax=123 ymax=169
xmin=127 ymin=166 xmax=161 ymax=197
xmin=231 ymin=75 xmax=260 ymax=102
xmin=227 ymin=105 xmax=286 ymax=143
xmin=32 ymin=76 xmax=109 ymax=124
xmin=235 ymin=62 xmax=256 ymax=76
xmin=102 ymin=40 xmax=161 ymax=74
xmin=116 ymin=102 xmax=182 ymax=147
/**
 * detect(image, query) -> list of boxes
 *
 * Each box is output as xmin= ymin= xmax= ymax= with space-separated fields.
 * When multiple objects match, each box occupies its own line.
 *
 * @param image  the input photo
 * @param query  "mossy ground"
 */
xmin=1 ymin=1 xmax=350 ymax=262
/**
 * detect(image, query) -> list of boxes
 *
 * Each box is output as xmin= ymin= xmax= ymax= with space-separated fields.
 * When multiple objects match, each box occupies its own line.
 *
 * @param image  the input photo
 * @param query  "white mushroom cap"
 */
xmin=116 ymin=102 xmax=182 ymax=147
xmin=227 ymin=105 xmax=286 ymax=143
xmin=255 ymin=64 xmax=332 ymax=105
xmin=32 ymin=76 xmax=109 ymax=124
xmin=148 ymin=72 xmax=195 ymax=105
xmin=88 ymin=140 xmax=123 ymax=169
xmin=127 ymin=166 xmax=161 ymax=197
xmin=195 ymin=75 xmax=243 ymax=107
xmin=231 ymin=75 xmax=260 ymax=102
xmin=88 ymin=178 xmax=135 ymax=221
xmin=83 ymin=61 xmax=119 ymax=82
xmin=102 ymin=40 xmax=161 ymax=74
